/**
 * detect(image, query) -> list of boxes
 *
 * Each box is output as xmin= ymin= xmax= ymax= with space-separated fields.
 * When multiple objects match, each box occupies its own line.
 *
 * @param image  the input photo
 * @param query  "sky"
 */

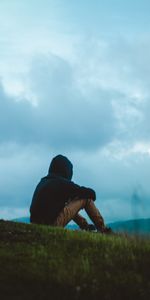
xmin=0 ymin=0 xmax=150 ymax=222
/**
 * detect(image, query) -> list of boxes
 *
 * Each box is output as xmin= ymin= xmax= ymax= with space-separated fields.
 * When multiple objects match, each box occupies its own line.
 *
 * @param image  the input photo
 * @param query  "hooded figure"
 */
xmin=30 ymin=155 xmax=96 ymax=225
xmin=30 ymin=155 xmax=110 ymax=233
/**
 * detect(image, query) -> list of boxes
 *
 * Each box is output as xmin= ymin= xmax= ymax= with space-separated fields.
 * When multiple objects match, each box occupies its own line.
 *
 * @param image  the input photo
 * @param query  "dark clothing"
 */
xmin=30 ymin=155 xmax=96 ymax=225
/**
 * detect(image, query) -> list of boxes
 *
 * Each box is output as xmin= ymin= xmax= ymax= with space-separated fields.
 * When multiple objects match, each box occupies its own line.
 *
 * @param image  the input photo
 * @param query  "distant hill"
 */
xmin=12 ymin=217 xmax=150 ymax=234
xmin=109 ymin=218 xmax=150 ymax=235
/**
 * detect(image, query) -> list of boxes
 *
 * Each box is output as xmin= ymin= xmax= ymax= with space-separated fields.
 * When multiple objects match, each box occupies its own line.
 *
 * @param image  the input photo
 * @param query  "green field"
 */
xmin=0 ymin=220 xmax=150 ymax=300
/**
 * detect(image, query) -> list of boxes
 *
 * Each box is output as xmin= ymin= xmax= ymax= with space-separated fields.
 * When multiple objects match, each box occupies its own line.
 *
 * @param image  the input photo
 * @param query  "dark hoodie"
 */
xmin=30 ymin=155 xmax=96 ymax=225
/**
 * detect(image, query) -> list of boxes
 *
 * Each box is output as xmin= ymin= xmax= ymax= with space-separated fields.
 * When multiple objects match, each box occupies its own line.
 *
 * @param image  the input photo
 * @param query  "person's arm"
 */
xmin=63 ymin=179 xmax=96 ymax=201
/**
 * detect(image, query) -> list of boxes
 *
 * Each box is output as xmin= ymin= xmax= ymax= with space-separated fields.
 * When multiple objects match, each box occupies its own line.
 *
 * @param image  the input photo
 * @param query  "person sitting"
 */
xmin=30 ymin=154 xmax=111 ymax=233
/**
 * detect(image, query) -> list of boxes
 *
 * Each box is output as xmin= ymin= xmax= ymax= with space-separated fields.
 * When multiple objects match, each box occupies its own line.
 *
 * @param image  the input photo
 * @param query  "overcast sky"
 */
xmin=0 ymin=0 xmax=150 ymax=222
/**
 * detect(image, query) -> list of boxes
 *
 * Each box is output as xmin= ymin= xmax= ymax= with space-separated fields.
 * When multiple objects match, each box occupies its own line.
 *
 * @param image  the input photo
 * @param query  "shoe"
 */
xmin=86 ymin=224 xmax=96 ymax=231
xmin=97 ymin=226 xmax=113 ymax=234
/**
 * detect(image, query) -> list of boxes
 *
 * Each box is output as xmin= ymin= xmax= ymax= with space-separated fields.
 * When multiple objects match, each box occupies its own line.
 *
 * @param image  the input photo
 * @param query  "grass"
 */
xmin=0 ymin=220 xmax=150 ymax=300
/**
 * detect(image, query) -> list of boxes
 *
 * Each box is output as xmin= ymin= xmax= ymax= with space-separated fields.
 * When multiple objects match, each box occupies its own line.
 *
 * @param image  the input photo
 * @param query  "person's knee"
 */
xmin=80 ymin=199 xmax=89 ymax=209
xmin=70 ymin=198 xmax=87 ymax=209
xmin=84 ymin=198 xmax=94 ymax=209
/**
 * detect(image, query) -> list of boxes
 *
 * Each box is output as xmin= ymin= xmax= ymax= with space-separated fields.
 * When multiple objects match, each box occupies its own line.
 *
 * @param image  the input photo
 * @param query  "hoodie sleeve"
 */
xmin=63 ymin=179 xmax=96 ymax=201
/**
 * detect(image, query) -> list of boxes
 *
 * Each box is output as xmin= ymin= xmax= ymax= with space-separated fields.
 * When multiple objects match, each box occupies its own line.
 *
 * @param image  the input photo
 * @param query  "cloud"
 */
xmin=1 ymin=41 xmax=150 ymax=221
xmin=76 ymin=35 xmax=150 ymax=144
xmin=0 ymin=53 xmax=116 ymax=151
xmin=0 ymin=141 xmax=55 ymax=216
xmin=1 ymin=1 xmax=150 ymax=221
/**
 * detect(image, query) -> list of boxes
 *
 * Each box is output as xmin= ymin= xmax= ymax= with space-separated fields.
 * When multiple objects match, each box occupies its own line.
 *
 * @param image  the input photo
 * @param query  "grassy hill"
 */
xmin=0 ymin=220 xmax=150 ymax=300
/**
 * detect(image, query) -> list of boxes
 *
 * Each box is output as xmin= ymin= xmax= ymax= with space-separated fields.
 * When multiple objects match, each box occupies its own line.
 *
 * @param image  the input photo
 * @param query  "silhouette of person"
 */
xmin=30 ymin=154 xmax=110 ymax=232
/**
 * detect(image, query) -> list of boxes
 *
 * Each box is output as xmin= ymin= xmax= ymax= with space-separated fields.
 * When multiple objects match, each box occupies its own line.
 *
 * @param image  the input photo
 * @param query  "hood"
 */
xmin=48 ymin=155 xmax=73 ymax=180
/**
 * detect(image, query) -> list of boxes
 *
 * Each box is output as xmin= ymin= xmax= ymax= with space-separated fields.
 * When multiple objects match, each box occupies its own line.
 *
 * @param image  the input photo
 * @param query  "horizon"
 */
xmin=11 ymin=216 xmax=150 ymax=223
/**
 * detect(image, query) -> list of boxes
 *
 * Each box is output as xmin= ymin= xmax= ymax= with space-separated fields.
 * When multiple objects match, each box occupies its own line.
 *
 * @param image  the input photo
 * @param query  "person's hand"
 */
xmin=87 ymin=224 xmax=96 ymax=231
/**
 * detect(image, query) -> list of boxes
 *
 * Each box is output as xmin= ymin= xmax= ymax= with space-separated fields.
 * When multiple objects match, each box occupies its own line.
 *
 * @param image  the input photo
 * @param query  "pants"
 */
xmin=53 ymin=198 xmax=105 ymax=231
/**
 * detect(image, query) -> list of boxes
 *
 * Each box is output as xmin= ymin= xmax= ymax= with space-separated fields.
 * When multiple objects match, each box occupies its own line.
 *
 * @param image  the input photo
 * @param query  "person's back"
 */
xmin=30 ymin=174 xmax=69 ymax=224
xmin=30 ymin=154 xmax=111 ymax=233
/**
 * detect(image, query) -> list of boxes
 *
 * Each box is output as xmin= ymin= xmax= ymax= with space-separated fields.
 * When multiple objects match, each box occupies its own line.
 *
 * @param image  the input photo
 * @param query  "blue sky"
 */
xmin=0 ymin=0 xmax=150 ymax=222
